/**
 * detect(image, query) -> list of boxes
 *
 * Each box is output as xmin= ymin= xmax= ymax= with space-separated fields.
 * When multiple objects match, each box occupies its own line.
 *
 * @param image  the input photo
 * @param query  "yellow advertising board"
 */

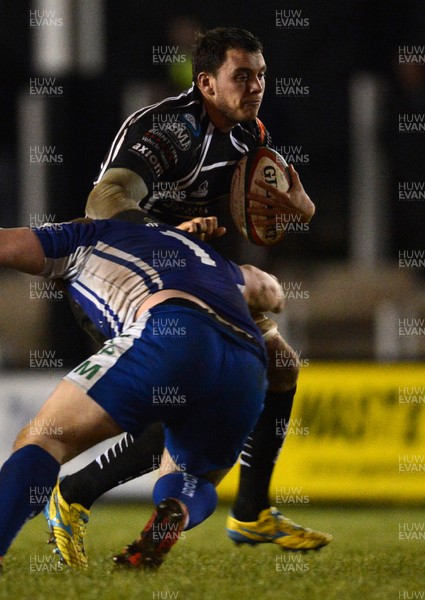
xmin=217 ymin=363 xmax=425 ymax=504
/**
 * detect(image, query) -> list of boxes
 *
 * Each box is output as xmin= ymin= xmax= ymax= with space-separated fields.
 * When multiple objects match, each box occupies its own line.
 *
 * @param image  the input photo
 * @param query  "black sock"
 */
xmin=232 ymin=388 xmax=296 ymax=521
xmin=60 ymin=423 xmax=165 ymax=508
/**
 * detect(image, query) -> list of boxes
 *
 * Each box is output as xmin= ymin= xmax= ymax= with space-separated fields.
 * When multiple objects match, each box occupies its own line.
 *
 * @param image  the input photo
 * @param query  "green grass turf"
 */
xmin=1 ymin=503 xmax=423 ymax=600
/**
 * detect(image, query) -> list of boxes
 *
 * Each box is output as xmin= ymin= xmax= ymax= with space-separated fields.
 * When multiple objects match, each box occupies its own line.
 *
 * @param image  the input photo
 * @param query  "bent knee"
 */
xmin=13 ymin=424 xmax=32 ymax=451
xmin=13 ymin=423 xmax=69 ymax=464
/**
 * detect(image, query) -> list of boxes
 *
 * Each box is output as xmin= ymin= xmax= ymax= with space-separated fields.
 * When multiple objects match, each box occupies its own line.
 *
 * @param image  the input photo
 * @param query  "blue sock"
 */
xmin=0 ymin=445 xmax=60 ymax=556
xmin=153 ymin=472 xmax=217 ymax=531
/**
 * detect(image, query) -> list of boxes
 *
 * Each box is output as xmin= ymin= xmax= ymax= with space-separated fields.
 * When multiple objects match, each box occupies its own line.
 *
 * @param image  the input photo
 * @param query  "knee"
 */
xmin=12 ymin=422 xmax=67 ymax=464
xmin=13 ymin=424 xmax=32 ymax=451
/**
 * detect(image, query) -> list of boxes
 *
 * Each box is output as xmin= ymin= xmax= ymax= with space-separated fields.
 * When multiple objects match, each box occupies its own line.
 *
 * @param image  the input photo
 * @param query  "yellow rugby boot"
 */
xmin=226 ymin=507 xmax=332 ymax=551
xmin=44 ymin=480 xmax=89 ymax=568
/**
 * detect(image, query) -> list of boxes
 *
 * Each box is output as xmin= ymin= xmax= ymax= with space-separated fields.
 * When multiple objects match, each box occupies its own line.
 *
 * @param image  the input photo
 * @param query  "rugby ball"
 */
xmin=230 ymin=147 xmax=291 ymax=246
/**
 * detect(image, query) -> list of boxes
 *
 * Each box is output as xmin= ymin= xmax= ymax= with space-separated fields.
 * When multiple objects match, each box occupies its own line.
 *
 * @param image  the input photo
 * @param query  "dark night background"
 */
xmin=0 ymin=0 xmax=424 ymax=364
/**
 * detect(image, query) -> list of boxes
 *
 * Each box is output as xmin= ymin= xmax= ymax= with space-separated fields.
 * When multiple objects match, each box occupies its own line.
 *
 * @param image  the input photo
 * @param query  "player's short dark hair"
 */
xmin=192 ymin=27 xmax=263 ymax=82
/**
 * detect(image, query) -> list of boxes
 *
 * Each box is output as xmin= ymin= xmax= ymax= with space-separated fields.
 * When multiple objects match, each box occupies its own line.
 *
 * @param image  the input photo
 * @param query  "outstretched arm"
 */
xmin=240 ymin=264 xmax=284 ymax=314
xmin=0 ymin=228 xmax=45 ymax=274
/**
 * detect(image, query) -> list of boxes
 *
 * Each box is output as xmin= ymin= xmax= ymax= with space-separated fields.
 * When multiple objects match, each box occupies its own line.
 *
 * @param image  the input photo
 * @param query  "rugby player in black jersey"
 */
xmin=45 ymin=27 xmax=332 ymax=563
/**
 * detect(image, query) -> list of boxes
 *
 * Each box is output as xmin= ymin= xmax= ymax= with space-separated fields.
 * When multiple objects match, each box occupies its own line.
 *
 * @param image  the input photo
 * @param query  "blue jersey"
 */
xmin=34 ymin=220 xmax=264 ymax=348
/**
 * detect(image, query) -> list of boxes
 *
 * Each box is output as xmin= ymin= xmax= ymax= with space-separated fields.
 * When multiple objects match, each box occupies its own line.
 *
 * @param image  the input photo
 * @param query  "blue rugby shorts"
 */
xmin=65 ymin=302 xmax=267 ymax=475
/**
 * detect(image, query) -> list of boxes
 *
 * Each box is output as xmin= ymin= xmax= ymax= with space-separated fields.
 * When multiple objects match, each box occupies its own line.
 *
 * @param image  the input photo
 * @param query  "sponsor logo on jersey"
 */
xmin=130 ymin=143 xmax=164 ymax=177
xmin=166 ymin=121 xmax=192 ymax=151
xmin=181 ymin=113 xmax=201 ymax=136
xmin=190 ymin=180 xmax=209 ymax=198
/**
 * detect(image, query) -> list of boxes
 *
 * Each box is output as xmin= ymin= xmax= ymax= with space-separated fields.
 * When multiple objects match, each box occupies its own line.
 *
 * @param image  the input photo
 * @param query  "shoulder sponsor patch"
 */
xmin=181 ymin=113 xmax=201 ymax=136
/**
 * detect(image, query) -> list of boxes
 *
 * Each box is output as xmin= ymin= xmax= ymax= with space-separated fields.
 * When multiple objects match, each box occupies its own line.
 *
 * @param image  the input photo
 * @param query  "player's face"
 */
xmin=206 ymin=49 xmax=266 ymax=130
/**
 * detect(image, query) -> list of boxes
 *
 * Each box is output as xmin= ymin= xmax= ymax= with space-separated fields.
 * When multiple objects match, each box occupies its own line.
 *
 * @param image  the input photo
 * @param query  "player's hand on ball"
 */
xmin=177 ymin=216 xmax=226 ymax=241
xmin=248 ymin=165 xmax=315 ymax=226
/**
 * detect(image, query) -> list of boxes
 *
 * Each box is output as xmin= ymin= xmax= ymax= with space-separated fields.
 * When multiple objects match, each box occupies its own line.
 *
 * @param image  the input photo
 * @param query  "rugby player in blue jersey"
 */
xmin=0 ymin=215 xmax=285 ymax=570
xmin=44 ymin=27 xmax=332 ymax=563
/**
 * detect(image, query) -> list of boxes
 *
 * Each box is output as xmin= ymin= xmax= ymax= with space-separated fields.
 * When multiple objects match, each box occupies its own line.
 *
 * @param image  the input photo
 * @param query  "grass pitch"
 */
xmin=1 ymin=503 xmax=423 ymax=600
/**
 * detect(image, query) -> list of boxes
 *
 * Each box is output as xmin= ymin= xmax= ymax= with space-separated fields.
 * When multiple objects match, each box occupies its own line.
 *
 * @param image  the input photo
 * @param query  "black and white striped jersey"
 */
xmin=94 ymin=86 xmax=271 ymax=225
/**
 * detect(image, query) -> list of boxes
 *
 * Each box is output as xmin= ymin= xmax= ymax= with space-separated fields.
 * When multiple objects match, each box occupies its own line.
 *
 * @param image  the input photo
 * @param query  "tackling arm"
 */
xmin=85 ymin=167 xmax=149 ymax=219
xmin=240 ymin=264 xmax=284 ymax=315
xmin=0 ymin=228 xmax=45 ymax=274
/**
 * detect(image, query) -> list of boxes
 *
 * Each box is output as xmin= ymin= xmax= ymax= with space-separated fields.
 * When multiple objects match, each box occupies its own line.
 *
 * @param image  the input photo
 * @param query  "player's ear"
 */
xmin=197 ymin=72 xmax=215 ymax=96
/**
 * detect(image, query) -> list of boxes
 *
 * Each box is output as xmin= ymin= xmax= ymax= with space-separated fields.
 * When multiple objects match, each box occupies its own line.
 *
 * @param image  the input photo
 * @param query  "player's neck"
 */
xmin=202 ymin=97 xmax=235 ymax=133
